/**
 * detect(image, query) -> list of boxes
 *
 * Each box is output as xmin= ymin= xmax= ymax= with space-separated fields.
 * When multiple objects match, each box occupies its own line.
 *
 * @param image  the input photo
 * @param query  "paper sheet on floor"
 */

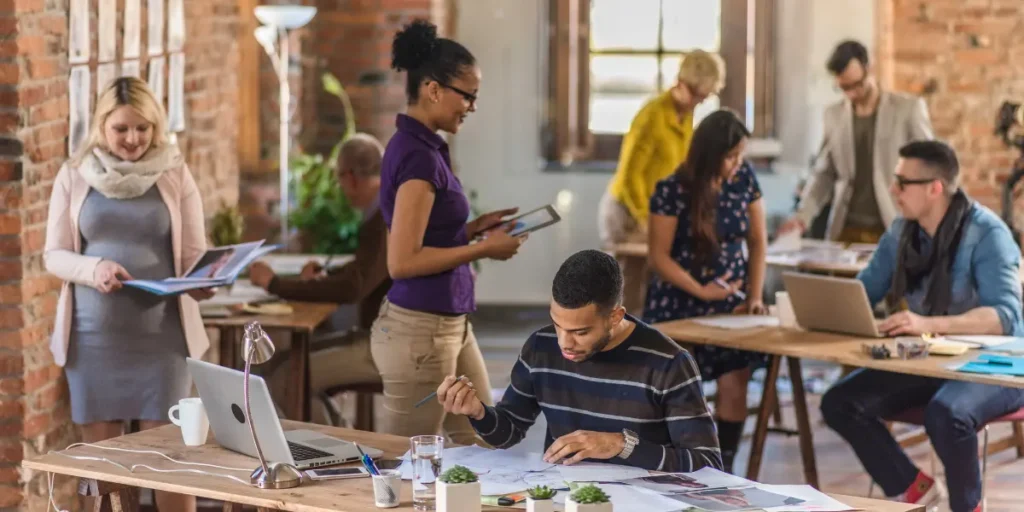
xmin=693 ymin=315 xmax=780 ymax=330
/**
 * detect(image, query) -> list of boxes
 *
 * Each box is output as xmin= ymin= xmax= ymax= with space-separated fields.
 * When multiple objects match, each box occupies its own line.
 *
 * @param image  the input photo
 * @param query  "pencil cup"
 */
xmin=372 ymin=469 xmax=401 ymax=508
xmin=774 ymin=291 xmax=797 ymax=329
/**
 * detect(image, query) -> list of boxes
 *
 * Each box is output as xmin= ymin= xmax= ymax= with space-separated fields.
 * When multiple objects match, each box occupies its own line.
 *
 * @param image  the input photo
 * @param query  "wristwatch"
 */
xmin=617 ymin=429 xmax=639 ymax=459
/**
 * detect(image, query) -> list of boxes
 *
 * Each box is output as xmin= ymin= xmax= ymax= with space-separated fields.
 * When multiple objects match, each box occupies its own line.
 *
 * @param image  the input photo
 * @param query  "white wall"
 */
xmin=455 ymin=0 xmax=876 ymax=305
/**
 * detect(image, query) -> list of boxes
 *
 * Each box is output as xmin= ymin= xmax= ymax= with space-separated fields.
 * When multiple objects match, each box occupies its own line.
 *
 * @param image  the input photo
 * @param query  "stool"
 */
xmin=319 ymin=381 xmax=383 ymax=431
xmin=868 ymin=406 xmax=1024 ymax=510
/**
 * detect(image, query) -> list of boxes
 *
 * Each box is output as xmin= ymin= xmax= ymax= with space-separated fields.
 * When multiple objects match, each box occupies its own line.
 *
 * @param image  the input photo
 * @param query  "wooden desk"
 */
xmin=23 ymin=422 xmax=923 ymax=512
xmin=204 ymin=302 xmax=338 ymax=422
xmin=610 ymin=242 xmax=868 ymax=277
xmin=654 ymin=320 xmax=1024 ymax=489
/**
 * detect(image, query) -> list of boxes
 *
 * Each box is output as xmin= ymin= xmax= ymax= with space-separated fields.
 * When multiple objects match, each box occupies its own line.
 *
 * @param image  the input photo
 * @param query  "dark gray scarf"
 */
xmin=887 ymin=189 xmax=972 ymax=315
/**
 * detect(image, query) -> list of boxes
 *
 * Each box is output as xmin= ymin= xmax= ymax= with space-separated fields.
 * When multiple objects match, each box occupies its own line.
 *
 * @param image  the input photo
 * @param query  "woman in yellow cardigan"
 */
xmin=599 ymin=50 xmax=726 ymax=313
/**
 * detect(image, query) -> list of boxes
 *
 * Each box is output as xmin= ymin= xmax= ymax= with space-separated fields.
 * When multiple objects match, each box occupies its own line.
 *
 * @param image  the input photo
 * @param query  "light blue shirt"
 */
xmin=857 ymin=203 xmax=1024 ymax=336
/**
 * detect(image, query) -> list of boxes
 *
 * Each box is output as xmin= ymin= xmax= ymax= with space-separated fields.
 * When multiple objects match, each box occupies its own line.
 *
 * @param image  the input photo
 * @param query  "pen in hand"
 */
xmin=414 ymin=375 xmax=466 ymax=408
xmin=714 ymin=278 xmax=747 ymax=300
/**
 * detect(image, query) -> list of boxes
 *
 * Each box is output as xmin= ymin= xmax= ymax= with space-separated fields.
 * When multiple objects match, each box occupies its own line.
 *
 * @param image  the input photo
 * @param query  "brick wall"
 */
xmin=0 ymin=0 xmax=241 ymax=509
xmin=876 ymin=0 xmax=1024 ymax=211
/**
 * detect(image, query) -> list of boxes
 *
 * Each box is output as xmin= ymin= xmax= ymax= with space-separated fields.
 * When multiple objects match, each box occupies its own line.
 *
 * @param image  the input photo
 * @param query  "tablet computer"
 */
xmin=500 ymin=205 xmax=562 ymax=237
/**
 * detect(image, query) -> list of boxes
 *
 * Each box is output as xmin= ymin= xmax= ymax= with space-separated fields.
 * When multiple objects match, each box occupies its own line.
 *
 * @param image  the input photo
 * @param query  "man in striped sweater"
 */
xmin=437 ymin=249 xmax=722 ymax=472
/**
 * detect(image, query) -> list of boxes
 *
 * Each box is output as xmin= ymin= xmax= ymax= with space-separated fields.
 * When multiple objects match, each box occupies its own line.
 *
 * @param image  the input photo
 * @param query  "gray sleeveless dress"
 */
xmin=65 ymin=186 xmax=189 ymax=424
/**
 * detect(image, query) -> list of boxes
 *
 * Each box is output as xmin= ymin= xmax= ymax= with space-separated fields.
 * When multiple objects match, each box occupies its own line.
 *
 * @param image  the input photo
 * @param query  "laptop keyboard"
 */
xmin=288 ymin=441 xmax=334 ymax=461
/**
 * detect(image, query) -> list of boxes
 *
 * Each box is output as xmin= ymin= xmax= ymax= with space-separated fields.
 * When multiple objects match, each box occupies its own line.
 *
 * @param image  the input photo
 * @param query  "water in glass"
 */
xmin=411 ymin=435 xmax=444 ymax=510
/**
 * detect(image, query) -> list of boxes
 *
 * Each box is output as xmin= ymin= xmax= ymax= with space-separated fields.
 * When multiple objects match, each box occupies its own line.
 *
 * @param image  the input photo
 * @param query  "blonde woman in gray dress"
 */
xmin=44 ymin=77 xmax=213 ymax=511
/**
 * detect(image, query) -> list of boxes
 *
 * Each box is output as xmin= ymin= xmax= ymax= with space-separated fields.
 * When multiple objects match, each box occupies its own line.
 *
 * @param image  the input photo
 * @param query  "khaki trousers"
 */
xmin=598 ymin=191 xmax=649 ymax=316
xmin=369 ymin=299 xmax=494 ymax=447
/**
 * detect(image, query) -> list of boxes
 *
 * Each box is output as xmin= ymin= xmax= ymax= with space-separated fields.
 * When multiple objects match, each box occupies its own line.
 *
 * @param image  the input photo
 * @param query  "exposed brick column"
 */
xmin=876 ymin=0 xmax=1024 ymax=210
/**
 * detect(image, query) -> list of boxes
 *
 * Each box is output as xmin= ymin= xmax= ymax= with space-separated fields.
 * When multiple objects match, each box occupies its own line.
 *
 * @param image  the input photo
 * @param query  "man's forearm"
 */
xmin=928 ymin=307 xmax=1004 ymax=335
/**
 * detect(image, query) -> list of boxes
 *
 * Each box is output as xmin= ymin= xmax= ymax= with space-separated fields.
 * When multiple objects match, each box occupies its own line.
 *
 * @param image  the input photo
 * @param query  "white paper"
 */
xmin=167 ymin=0 xmax=185 ymax=52
xmin=767 ymin=230 xmax=802 ymax=254
xmin=623 ymin=467 xmax=755 ymax=494
xmin=98 ymin=0 xmax=117 ymax=61
xmin=256 ymin=254 xmax=354 ymax=276
xmin=147 ymin=56 xmax=165 ymax=102
xmin=556 ymin=462 xmax=650 ymax=483
xmin=693 ymin=315 xmax=781 ymax=330
xmin=553 ymin=484 xmax=682 ymax=512
xmin=96 ymin=63 xmax=117 ymax=97
xmin=68 ymin=66 xmax=91 ymax=155
xmin=168 ymin=52 xmax=185 ymax=131
xmin=148 ymin=0 xmax=165 ymax=56
xmin=946 ymin=335 xmax=1024 ymax=348
xmin=397 ymin=446 xmax=564 ymax=495
xmin=121 ymin=60 xmax=141 ymax=78
xmin=123 ymin=0 xmax=141 ymax=59
xmin=68 ymin=0 xmax=89 ymax=63
xmin=757 ymin=484 xmax=854 ymax=511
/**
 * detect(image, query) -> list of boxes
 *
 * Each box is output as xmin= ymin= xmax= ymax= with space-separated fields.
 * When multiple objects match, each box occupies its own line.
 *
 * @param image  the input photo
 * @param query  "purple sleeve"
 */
xmin=395 ymin=150 xmax=447 ymax=191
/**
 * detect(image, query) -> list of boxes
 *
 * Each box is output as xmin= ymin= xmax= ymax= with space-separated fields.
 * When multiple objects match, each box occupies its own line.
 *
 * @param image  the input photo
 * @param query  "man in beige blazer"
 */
xmin=780 ymin=40 xmax=934 ymax=243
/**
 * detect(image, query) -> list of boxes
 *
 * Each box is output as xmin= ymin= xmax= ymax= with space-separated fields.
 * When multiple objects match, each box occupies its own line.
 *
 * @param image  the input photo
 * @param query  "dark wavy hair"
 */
xmin=391 ymin=19 xmax=476 ymax=104
xmin=552 ymin=250 xmax=623 ymax=314
xmin=675 ymin=109 xmax=750 ymax=266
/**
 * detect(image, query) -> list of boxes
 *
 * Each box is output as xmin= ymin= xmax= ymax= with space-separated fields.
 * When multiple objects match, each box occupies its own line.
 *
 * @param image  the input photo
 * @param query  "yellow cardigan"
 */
xmin=606 ymin=91 xmax=693 ymax=227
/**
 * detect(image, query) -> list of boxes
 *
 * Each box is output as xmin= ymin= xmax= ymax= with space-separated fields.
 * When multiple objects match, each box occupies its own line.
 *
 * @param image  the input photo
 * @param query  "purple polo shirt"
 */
xmin=378 ymin=114 xmax=475 ymax=314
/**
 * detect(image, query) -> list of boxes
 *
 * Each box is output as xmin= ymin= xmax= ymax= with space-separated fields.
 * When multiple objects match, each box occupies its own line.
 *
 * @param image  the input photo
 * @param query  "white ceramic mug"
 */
xmin=168 ymin=397 xmax=210 ymax=447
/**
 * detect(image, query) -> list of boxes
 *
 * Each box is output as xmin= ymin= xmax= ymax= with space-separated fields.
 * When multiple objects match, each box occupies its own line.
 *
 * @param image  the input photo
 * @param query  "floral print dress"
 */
xmin=642 ymin=162 xmax=769 ymax=380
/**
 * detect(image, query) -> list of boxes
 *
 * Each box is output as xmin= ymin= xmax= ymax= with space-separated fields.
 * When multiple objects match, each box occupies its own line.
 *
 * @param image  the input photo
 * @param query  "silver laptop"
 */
xmin=781 ymin=272 xmax=883 ymax=338
xmin=186 ymin=358 xmax=383 ymax=469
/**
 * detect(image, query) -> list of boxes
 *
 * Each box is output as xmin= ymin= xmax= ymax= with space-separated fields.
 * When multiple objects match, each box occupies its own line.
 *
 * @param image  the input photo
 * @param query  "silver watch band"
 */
xmin=618 ymin=429 xmax=638 ymax=459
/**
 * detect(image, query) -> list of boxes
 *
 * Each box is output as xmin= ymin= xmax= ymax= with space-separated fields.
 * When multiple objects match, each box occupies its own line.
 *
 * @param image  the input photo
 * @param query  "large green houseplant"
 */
xmin=288 ymin=72 xmax=362 ymax=254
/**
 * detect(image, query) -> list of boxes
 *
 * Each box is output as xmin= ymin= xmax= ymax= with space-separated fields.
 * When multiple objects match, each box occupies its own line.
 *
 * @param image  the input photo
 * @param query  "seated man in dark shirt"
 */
xmin=437 ymin=249 xmax=721 ymax=472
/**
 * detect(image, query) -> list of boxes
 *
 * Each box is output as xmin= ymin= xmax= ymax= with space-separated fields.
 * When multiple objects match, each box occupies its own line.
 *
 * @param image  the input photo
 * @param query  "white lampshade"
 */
xmin=254 ymin=5 xmax=316 ymax=29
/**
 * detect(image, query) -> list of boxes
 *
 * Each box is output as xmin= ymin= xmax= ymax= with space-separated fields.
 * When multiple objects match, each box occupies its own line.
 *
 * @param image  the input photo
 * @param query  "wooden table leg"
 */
xmin=286 ymin=330 xmax=311 ymax=421
xmin=786 ymin=356 xmax=820 ymax=488
xmin=78 ymin=479 xmax=139 ymax=512
xmin=221 ymin=503 xmax=242 ymax=512
xmin=746 ymin=355 xmax=781 ymax=481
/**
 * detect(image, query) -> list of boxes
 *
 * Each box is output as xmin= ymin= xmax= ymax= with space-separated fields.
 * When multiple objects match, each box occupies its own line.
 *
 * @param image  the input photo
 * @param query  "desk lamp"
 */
xmin=243 ymin=321 xmax=303 ymax=489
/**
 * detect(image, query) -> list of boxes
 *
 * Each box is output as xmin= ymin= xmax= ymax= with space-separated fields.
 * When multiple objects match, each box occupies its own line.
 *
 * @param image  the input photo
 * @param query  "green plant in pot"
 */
xmin=208 ymin=203 xmax=244 ymax=292
xmin=527 ymin=485 xmax=557 ymax=512
xmin=567 ymin=484 xmax=612 ymax=512
xmin=437 ymin=465 xmax=481 ymax=512
xmin=288 ymin=72 xmax=362 ymax=255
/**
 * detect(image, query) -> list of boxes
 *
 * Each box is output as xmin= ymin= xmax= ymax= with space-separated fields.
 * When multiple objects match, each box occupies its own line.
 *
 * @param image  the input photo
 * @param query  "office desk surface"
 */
xmin=23 ymin=422 xmax=922 ymax=511
xmin=655 ymin=320 xmax=1024 ymax=389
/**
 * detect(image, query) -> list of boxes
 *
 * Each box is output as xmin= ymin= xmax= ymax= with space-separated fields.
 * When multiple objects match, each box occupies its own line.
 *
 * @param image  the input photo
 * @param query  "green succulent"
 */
xmin=438 ymin=465 xmax=478 ymax=484
xmin=527 ymin=485 xmax=557 ymax=500
xmin=569 ymin=484 xmax=610 ymax=504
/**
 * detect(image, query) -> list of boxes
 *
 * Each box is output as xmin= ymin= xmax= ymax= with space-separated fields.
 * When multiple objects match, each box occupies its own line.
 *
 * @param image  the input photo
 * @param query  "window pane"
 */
xmin=693 ymin=96 xmax=720 ymax=125
xmin=660 ymin=55 xmax=681 ymax=90
xmin=662 ymin=0 xmax=720 ymax=51
xmin=590 ymin=0 xmax=660 ymax=51
xmin=591 ymin=55 xmax=658 ymax=95
xmin=590 ymin=94 xmax=651 ymax=134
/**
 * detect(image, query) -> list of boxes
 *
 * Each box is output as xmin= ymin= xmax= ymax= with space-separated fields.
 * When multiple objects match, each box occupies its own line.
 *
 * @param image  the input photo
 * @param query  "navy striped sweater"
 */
xmin=469 ymin=317 xmax=722 ymax=472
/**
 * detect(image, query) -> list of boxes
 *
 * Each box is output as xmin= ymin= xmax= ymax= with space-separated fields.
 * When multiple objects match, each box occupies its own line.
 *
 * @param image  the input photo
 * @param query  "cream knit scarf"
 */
xmin=77 ymin=144 xmax=182 ymax=199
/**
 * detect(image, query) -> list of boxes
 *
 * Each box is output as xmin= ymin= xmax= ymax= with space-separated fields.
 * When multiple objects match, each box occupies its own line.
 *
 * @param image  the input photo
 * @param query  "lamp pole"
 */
xmin=277 ymin=26 xmax=290 ymax=246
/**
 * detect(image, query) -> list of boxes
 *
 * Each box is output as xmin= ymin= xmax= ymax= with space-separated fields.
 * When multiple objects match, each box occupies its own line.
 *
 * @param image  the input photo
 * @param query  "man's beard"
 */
xmin=567 ymin=329 xmax=613 ymax=363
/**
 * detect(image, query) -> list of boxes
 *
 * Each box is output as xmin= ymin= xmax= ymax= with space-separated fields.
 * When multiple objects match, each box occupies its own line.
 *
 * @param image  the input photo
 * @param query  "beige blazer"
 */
xmin=43 ymin=161 xmax=210 ymax=367
xmin=796 ymin=90 xmax=934 ymax=240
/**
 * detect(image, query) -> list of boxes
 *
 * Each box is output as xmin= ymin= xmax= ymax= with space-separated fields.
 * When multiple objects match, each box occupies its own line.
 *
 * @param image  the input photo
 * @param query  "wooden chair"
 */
xmin=318 ymin=381 xmax=383 ymax=431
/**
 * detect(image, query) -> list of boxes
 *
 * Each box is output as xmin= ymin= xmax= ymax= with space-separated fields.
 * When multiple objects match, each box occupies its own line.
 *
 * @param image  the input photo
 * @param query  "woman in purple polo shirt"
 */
xmin=371 ymin=20 xmax=526 ymax=445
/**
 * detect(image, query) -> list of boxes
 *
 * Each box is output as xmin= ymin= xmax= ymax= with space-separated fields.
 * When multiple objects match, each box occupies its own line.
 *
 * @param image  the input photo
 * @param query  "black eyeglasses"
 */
xmin=894 ymin=175 xmax=937 ymax=191
xmin=440 ymin=83 xmax=477 ymax=106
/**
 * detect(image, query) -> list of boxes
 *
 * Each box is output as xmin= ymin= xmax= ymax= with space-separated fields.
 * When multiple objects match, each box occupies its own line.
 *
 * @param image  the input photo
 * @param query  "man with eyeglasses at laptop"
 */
xmin=820 ymin=140 xmax=1024 ymax=512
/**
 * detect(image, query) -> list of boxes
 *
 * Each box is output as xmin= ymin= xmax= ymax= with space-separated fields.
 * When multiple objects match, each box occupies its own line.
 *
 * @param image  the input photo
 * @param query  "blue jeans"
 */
xmin=820 ymin=369 xmax=1024 ymax=512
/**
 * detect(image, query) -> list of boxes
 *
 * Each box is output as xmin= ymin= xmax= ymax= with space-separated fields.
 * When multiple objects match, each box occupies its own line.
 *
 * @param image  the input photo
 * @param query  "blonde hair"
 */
xmin=71 ymin=76 xmax=169 ymax=166
xmin=677 ymin=50 xmax=727 ymax=95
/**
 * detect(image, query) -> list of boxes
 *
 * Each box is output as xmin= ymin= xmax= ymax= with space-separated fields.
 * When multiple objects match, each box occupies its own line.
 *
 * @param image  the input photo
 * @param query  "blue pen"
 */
xmin=356 ymin=444 xmax=379 ymax=475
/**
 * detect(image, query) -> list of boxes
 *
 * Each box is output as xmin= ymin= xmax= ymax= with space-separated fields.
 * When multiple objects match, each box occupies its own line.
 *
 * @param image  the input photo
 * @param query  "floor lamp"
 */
xmin=253 ymin=5 xmax=317 ymax=246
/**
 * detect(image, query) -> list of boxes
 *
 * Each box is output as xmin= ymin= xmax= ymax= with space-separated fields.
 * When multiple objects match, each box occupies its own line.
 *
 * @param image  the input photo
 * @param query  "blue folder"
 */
xmin=957 ymin=354 xmax=1024 ymax=377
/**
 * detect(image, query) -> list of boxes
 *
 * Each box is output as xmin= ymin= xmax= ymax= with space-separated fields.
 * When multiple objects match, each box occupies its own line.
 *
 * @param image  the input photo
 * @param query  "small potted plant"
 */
xmin=526 ymin=485 xmax=557 ymax=512
xmin=566 ymin=484 xmax=612 ymax=512
xmin=437 ymin=465 xmax=480 ymax=512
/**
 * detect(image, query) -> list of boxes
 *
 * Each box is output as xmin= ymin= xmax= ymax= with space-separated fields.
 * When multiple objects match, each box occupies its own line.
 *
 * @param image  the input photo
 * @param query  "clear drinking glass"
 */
xmin=410 ymin=435 xmax=444 ymax=511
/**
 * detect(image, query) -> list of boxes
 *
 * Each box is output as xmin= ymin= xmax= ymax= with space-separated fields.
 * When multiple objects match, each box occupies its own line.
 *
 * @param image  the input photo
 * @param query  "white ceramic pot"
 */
xmin=526 ymin=497 xmax=555 ymax=512
xmin=565 ymin=499 xmax=613 ymax=512
xmin=436 ymin=481 xmax=481 ymax=512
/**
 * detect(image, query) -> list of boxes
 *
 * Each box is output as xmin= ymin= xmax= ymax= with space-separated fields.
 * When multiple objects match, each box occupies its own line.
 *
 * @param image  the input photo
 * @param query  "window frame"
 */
xmin=543 ymin=0 xmax=775 ymax=168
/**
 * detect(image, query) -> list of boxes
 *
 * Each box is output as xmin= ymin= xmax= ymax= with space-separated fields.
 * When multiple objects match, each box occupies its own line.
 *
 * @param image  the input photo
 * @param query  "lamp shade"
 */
xmin=243 ymin=322 xmax=275 ymax=365
xmin=254 ymin=5 xmax=316 ymax=29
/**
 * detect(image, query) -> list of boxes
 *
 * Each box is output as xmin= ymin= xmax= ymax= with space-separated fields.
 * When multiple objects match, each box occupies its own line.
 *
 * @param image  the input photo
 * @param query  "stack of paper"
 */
xmin=693 ymin=315 xmax=780 ymax=330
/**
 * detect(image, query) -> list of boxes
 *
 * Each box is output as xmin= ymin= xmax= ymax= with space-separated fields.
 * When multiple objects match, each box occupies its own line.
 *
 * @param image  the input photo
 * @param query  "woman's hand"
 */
xmin=185 ymin=288 xmax=217 ymax=301
xmin=469 ymin=207 xmax=519 ymax=238
xmin=733 ymin=299 xmax=766 ymax=315
xmin=695 ymin=271 xmax=742 ymax=302
xmin=93 ymin=260 xmax=133 ymax=293
xmin=479 ymin=228 xmax=526 ymax=261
